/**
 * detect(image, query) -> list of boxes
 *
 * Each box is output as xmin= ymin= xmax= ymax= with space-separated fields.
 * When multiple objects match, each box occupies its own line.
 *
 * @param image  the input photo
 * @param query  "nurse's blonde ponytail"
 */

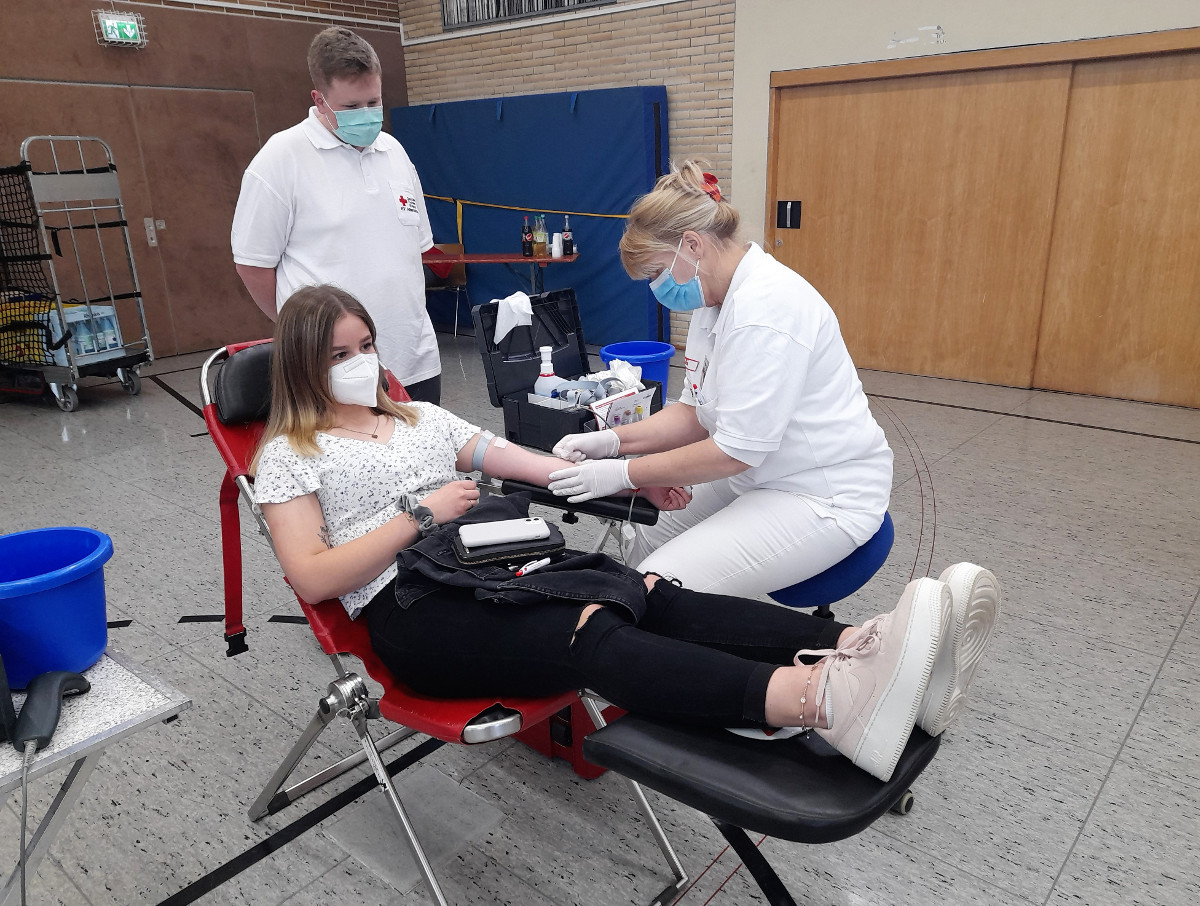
xmin=619 ymin=160 xmax=740 ymax=279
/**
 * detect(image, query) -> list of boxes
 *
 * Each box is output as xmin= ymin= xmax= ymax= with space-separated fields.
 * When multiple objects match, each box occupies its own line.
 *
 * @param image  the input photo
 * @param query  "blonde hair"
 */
xmin=307 ymin=26 xmax=381 ymax=92
xmin=251 ymin=285 xmax=418 ymax=474
xmin=619 ymin=160 xmax=740 ymax=279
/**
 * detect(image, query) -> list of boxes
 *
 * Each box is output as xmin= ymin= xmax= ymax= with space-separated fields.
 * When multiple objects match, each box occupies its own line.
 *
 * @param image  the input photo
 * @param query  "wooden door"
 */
xmin=130 ymin=87 xmax=272 ymax=353
xmin=1035 ymin=52 xmax=1200 ymax=407
xmin=769 ymin=65 xmax=1071 ymax=386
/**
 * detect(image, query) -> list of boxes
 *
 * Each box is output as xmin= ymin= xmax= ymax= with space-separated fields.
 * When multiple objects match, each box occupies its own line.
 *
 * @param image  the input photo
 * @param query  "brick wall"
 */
xmin=398 ymin=0 xmax=735 ymax=344
xmin=143 ymin=0 xmax=403 ymax=27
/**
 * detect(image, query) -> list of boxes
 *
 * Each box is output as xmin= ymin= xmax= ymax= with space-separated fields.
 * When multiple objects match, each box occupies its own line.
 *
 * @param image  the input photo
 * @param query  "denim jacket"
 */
xmin=394 ymin=492 xmax=648 ymax=623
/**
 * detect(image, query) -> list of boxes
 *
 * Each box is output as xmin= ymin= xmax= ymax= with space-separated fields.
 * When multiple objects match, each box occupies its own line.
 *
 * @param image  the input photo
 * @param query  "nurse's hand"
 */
xmin=552 ymin=429 xmax=621 ymax=462
xmin=547 ymin=459 xmax=634 ymax=503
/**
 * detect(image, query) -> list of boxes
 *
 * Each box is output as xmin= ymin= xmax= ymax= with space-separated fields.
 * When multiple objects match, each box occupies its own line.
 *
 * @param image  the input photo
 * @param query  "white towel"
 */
xmin=492 ymin=291 xmax=533 ymax=343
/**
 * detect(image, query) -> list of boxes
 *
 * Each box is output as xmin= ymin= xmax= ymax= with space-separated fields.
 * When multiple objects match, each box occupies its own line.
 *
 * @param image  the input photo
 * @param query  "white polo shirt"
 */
xmin=680 ymin=243 xmax=892 ymax=543
xmin=231 ymin=108 xmax=440 ymax=386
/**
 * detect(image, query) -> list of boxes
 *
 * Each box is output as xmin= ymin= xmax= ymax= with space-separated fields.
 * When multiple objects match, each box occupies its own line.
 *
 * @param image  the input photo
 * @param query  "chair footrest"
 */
xmin=582 ymin=715 xmax=939 ymax=844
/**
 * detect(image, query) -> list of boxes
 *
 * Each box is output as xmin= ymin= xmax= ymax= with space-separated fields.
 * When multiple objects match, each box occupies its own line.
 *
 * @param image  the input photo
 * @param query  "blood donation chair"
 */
xmin=200 ymin=339 xmax=687 ymax=906
xmin=201 ymin=340 xmax=940 ymax=906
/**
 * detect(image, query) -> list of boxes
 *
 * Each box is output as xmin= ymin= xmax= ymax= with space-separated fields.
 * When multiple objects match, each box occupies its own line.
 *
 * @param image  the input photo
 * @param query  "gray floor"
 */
xmin=2 ymin=333 xmax=1198 ymax=906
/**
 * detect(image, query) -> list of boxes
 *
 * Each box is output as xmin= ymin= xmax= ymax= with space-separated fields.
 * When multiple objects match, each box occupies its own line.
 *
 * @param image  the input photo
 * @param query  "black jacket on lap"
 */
xmin=395 ymin=492 xmax=648 ymax=622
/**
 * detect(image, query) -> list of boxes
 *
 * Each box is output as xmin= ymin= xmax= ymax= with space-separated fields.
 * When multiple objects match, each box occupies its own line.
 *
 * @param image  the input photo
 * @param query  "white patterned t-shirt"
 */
xmin=254 ymin=403 xmax=480 ymax=618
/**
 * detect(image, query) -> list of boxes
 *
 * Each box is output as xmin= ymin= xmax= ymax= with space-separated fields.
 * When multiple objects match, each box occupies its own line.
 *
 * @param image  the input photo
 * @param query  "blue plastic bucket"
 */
xmin=0 ymin=527 xmax=112 ymax=689
xmin=599 ymin=341 xmax=675 ymax=388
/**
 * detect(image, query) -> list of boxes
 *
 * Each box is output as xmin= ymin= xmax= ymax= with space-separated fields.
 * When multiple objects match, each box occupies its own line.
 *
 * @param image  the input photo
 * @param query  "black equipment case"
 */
xmin=472 ymin=289 xmax=660 ymax=452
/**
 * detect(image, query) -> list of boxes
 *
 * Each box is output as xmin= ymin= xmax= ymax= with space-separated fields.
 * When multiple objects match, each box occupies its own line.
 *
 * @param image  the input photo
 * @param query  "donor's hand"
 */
xmin=641 ymin=486 xmax=692 ymax=511
xmin=421 ymin=479 xmax=479 ymax=524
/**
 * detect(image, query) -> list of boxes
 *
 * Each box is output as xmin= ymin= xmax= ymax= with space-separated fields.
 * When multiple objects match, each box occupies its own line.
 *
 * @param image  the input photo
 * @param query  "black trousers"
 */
xmin=402 ymin=373 xmax=441 ymax=405
xmin=364 ymin=577 xmax=849 ymax=727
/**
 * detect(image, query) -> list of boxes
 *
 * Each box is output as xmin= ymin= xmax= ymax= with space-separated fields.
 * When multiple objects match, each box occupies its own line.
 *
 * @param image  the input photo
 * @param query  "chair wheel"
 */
xmin=890 ymin=789 xmax=914 ymax=815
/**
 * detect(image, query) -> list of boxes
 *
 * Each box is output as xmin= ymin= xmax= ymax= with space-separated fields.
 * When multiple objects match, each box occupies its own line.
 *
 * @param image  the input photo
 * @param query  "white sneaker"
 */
xmin=915 ymin=563 xmax=1000 ymax=736
xmin=808 ymin=577 xmax=947 ymax=781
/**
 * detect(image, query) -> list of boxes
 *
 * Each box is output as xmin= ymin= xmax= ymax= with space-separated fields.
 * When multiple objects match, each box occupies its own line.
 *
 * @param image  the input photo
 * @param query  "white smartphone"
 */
xmin=458 ymin=517 xmax=551 ymax=549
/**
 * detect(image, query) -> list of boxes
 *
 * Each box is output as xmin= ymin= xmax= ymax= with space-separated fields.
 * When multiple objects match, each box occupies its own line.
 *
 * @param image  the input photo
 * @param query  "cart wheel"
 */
xmin=120 ymin=368 xmax=142 ymax=396
xmin=55 ymin=386 xmax=80 ymax=412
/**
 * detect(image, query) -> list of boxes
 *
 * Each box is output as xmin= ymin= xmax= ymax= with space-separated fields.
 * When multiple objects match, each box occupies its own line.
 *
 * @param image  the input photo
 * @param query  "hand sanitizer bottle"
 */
xmin=533 ymin=345 xmax=567 ymax=396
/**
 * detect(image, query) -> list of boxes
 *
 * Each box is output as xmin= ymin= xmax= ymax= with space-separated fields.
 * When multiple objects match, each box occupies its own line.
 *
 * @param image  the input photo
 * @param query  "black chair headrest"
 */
xmin=215 ymin=342 xmax=273 ymax=425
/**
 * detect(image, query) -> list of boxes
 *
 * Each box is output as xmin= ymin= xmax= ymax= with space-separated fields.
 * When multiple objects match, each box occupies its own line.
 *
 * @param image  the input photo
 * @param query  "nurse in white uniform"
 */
xmin=548 ymin=160 xmax=893 ymax=597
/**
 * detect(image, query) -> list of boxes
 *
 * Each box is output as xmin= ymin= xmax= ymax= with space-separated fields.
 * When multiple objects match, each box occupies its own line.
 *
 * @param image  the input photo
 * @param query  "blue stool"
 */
xmin=768 ymin=512 xmax=894 ymax=619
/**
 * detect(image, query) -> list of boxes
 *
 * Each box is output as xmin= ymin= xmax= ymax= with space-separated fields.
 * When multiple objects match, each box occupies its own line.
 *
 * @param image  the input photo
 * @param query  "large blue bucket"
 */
xmin=0 ymin=526 xmax=112 ymax=689
xmin=599 ymin=341 xmax=675 ymax=388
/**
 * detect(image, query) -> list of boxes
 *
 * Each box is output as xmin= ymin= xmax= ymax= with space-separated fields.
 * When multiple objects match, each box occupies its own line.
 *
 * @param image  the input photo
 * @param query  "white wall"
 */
xmin=732 ymin=1 xmax=1200 ymax=243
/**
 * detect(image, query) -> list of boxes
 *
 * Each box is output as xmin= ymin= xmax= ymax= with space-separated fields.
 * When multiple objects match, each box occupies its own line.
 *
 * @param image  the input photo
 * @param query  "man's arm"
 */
xmin=236 ymin=264 xmax=278 ymax=321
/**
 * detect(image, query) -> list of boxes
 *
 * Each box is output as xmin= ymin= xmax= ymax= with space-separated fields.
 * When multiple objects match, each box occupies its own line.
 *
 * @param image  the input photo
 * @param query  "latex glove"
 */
xmin=547 ymin=459 xmax=634 ymax=503
xmin=552 ymin=429 xmax=621 ymax=463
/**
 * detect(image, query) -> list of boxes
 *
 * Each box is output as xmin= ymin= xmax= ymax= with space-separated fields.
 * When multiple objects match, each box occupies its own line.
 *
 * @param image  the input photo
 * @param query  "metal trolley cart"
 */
xmin=0 ymin=135 xmax=153 ymax=411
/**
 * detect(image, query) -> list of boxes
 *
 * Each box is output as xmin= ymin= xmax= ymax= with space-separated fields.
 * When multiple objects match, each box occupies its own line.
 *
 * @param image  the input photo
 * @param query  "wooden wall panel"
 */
xmin=1035 ymin=53 xmax=1200 ymax=407
xmin=769 ymin=66 xmax=1071 ymax=386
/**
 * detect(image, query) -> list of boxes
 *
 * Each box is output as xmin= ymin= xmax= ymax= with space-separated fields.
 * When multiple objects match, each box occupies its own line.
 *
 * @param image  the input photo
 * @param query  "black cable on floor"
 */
xmin=147 ymin=374 xmax=204 ymax=419
xmin=869 ymin=393 xmax=1200 ymax=445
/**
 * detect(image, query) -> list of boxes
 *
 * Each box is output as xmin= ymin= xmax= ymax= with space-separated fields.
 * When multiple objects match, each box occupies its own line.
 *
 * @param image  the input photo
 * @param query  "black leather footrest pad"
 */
xmin=583 ymin=715 xmax=940 ymax=844
xmin=501 ymin=479 xmax=659 ymax=525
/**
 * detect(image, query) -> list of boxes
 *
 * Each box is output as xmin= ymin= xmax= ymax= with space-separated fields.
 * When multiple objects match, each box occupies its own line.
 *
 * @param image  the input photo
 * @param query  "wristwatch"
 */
xmin=403 ymin=495 xmax=437 ymax=536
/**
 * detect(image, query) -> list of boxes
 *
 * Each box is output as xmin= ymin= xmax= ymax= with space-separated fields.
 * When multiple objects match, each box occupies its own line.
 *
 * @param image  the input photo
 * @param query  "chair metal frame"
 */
xmin=199 ymin=341 xmax=687 ymax=906
xmin=425 ymin=242 xmax=469 ymax=337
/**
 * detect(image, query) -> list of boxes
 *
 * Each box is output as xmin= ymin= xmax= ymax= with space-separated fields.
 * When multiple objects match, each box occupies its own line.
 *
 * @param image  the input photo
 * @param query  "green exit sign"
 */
xmin=94 ymin=11 xmax=147 ymax=48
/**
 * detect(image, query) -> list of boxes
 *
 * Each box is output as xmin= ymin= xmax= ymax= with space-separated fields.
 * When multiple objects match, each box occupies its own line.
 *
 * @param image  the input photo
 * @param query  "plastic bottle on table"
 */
xmin=562 ymin=215 xmax=573 ymax=256
xmin=533 ymin=345 xmax=567 ymax=396
xmin=532 ymin=215 xmax=548 ymax=257
xmin=522 ymin=216 xmax=533 ymax=257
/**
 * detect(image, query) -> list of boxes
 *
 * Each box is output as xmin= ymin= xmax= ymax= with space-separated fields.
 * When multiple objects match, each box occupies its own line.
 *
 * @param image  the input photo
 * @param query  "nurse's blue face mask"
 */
xmin=649 ymin=237 xmax=705 ymax=312
xmin=319 ymin=96 xmax=384 ymax=147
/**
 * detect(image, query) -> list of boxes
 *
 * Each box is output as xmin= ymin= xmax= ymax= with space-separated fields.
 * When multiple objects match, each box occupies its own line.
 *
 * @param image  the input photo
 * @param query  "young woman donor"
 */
xmin=252 ymin=285 xmax=1000 ymax=782
xmin=548 ymin=160 xmax=894 ymax=599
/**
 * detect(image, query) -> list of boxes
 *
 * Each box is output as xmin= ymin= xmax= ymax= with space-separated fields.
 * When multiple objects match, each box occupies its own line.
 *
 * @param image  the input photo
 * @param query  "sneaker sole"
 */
xmin=852 ymin=577 xmax=948 ymax=781
xmin=921 ymin=564 xmax=1000 ymax=736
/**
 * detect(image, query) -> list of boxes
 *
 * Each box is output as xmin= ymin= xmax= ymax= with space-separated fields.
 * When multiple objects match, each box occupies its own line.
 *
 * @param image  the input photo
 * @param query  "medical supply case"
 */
xmin=472 ymin=289 xmax=661 ymax=452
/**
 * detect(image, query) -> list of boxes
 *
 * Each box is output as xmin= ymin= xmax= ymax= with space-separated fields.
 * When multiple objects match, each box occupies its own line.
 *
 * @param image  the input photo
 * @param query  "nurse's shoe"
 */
xmin=915 ymin=563 xmax=1000 ymax=736
xmin=802 ymin=577 xmax=947 ymax=782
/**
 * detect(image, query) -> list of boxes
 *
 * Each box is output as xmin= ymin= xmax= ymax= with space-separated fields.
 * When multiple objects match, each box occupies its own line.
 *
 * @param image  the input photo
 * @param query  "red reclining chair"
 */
xmin=199 ymin=340 xmax=687 ymax=906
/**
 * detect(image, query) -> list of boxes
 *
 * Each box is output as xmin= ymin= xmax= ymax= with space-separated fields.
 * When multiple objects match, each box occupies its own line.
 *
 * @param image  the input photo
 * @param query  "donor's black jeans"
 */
xmin=364 ymin=575 xmax=849 ymax=728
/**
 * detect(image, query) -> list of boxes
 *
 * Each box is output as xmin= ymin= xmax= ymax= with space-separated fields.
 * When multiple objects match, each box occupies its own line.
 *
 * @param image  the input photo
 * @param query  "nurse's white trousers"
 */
xmin=629 ymin=478 xmax=860 ymax=598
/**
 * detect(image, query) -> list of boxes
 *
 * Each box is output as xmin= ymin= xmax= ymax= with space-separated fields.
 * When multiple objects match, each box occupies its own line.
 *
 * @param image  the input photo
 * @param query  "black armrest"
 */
xmin=500 ymin=479 xmax=659 ymax=526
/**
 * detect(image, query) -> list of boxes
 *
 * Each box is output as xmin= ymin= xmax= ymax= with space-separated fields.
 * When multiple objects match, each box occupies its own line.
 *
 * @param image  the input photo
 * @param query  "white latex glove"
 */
xmin=547 ymin=459 xmax=634 ymax=503
xmin=552 ymin=429 xmax=621 ymax=463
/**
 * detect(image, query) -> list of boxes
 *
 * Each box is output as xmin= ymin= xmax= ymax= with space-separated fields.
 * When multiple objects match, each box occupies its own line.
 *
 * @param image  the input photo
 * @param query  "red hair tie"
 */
xmin=702 ymin=172 xmax=722 ymax=202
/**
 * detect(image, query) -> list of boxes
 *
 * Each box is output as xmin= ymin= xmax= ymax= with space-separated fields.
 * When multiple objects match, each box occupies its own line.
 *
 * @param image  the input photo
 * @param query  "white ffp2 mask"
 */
xmin=329 ymin=352 xmax=380 ymax=407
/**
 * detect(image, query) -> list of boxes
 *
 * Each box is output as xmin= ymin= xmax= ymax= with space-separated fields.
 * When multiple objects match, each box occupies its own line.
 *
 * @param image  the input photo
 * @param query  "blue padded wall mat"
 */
xmin=391 ymin=86 xmax=668 ymax=346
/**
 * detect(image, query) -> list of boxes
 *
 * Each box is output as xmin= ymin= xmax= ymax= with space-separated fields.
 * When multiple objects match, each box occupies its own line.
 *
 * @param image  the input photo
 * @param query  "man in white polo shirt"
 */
xmin=231 ymin=26 xmax=448 ymax=403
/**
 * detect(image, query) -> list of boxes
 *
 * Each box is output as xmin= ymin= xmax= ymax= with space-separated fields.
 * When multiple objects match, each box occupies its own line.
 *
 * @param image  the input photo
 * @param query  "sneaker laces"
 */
xmin=794 ymin=615 xmax=887 ymax=729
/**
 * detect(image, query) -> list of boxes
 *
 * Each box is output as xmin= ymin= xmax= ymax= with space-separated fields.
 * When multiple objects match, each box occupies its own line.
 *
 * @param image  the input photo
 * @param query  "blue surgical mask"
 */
xmin=321 ymin=99 xmax=384 ymax=147
xmin=649 ymin=238 xmax=705 ymax=311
